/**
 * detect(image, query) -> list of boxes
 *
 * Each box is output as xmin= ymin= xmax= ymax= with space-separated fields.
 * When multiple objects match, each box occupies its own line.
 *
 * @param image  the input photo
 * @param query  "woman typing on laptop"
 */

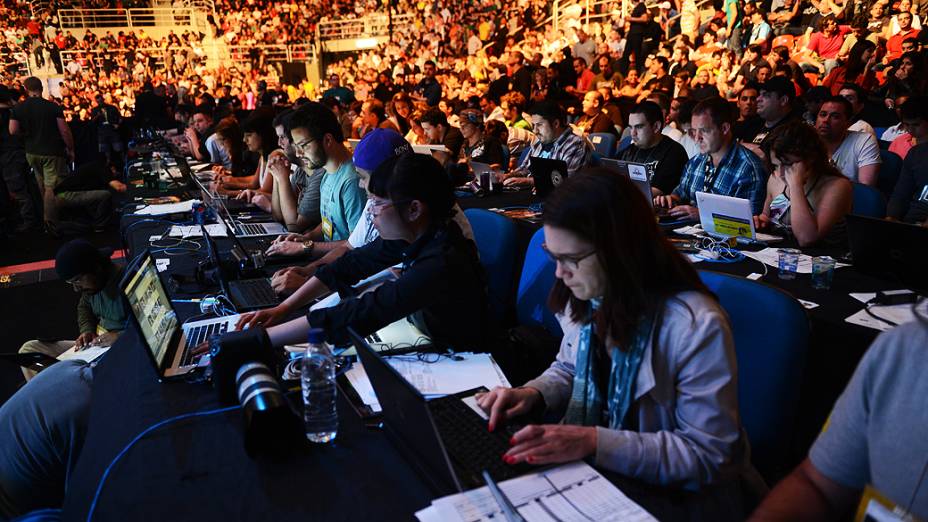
xmin=228 ymin=153 xmax=490 ymax=350
xmin=476 ymin=170 xmax=765 ymax=502
xmin=753 ymin=122 xmax=852 ymax=247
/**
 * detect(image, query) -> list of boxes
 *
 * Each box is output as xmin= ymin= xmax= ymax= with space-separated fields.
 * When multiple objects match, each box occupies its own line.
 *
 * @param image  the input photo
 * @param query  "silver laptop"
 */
xmin=411 ymin=144 xmax=450 ymax=155
xmin=192 ymin=175 xmax=287 ymax=237
xmin=121 ymin=252 xmax=240 ymax=378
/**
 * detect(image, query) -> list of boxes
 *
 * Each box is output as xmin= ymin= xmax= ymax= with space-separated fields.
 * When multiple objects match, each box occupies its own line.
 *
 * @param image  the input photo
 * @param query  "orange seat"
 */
xmin=805 ymin=72 xmax=819 ymax=86
xmin=772 ymin=34 xmax=795 ymax=50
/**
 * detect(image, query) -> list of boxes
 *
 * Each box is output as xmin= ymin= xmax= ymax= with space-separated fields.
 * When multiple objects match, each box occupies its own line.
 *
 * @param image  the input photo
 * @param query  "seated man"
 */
xmin=888 ymin=96 xmax=928 ymax=160
xmin=655 ymin=97 xmax=768 ymax=220
xmin=0 ymin=360 xmax=93 ymax=518
xmin=748 ymin=318 xmax=928 ymax=521
xmin=267 ymin=108 xmax=322 ymax=233
xmin=816 ymin=96 xmax=881 ymax=187
xmin=888 ymin=141 xmax=928 ymax=225
xmin=498 ymin=101 xmax=593 ymax=188
xmin=574 ymin=91 xmax=619 ymax=136
xmin=415 ymin=107 xmax=464 ymax=166
xmin=262 ymin=102 xmax=366 ymax=256
xmin=616 ymin=100 xmax=689 ymax=196
xmin=19 ymin=239 xmax=127 ymax=379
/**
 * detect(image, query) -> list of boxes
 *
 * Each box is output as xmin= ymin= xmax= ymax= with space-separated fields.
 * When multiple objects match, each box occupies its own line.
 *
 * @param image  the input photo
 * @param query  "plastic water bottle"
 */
xmin=302 ymin=328 xmax=337 ymax=443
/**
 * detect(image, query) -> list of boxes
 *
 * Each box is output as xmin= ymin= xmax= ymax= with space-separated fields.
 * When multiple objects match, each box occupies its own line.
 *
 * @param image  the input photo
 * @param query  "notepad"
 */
xmin=133 ymin=199 xmax=199 ymax=216
xmin=57 ymin=345 xmax=110 ymax=363
xmin=415 ymin=461 xmax=657 ymax=522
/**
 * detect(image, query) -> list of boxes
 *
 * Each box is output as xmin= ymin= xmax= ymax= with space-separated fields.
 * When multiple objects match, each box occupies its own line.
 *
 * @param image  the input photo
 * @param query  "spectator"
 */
xmin=416 ymin=107 xmax=465 ymax=166
xmin=458 ymin=109 xmax=507 ymax=168
xmin=888 ymin=98 xmax=928 ymax=222
xmin=415 ymin=60 xmax=442 ymax=107
xmin=815 ymin=96 xmax=881 ymax=186
xmin=744 ymin=76 xmax=802 ymax=154
xmin=733 ymin=83 xmax=762 ymax=142
xmin=322 ymin=73 xmax=355 ymax=106
xmin=838 ymin=83 xmax=878 ymax=140
xmin=575 ymin=91 xmax=619 ymax=136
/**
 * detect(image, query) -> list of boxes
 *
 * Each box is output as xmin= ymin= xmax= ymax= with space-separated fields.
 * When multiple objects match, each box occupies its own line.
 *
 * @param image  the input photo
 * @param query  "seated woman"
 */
xmin=754 ymin=122 xmax=852 ymax=246
xmin=215 ymin=108 xmax=279 ymax=212
xmin=235 ymin=153 xmax=490 ymax=350
xmin=458 ymin=108 xmax=507 ymax=176
xmin=476 ymin=169 xmax=763 ymax=495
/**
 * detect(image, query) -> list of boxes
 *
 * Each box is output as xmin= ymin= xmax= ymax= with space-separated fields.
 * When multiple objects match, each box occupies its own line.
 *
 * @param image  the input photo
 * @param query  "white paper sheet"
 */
xmin=844 ymin=294 xmax=926 ymax=332
xmin=132 ymin=199 xmax=198 ymax=216
xmin=344 ymin=353 xmax=511 ymax=413
xmin=167 ymin=223 xmax=228 ymax=238
xmin=742 ymin=248 xmax=849 ymax=274
xmin=57 ymin=345 xmax=110 ymax=363
xmin=421 ymin=461 xmax=656 ymax=522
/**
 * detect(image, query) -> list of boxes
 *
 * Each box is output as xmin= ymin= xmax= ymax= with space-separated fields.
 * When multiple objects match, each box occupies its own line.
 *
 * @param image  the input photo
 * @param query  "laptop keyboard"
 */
xmin=236 ymin=223 xmax=269 ymax=236
xmin=428 ymin=395 xmax=529 ymax=487
xmin=230 ymin=279 xmax=278 ymax=309
xmin=182 ymin=321 xmax=229 ymax=366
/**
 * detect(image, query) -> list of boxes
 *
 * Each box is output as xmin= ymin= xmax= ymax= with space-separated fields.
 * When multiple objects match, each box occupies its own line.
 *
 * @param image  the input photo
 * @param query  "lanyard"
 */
xmin=702 ymin=158 xmax=721 ymax=193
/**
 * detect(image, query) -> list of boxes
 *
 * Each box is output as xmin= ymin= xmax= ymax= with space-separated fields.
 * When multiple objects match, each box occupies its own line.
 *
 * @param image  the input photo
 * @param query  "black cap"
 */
xmin=759 ymin=76 xmax=796 ymax=100
xmin=55 ymin=240 xmax=110 ymax=280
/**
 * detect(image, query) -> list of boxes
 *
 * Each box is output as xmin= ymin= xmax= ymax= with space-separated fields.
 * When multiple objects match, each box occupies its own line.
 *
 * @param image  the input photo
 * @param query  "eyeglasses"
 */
xmin=542 ymin=242 xmax=596 ymax=270
xmin=66 ymin=275 xmax=87 ymax=291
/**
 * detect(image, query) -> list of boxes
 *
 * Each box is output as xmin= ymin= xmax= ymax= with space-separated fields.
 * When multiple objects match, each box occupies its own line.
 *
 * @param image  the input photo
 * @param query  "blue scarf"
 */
xmin=563 ymin=299 xmax=655 ymax=429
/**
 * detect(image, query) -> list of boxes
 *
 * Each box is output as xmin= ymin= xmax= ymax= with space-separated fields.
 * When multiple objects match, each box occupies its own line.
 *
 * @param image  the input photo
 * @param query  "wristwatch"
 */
xmin=301 ymin=239 xmax=315 ymax=254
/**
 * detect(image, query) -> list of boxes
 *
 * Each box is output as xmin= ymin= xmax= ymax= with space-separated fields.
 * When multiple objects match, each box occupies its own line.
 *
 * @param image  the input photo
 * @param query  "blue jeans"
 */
xmin=0 ymin=361 xmax=93 ymax=518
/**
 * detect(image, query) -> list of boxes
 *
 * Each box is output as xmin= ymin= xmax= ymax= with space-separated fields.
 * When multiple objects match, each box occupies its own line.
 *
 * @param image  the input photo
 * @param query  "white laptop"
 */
xmin=411 ymin=144 xmax=450 ymax=155
xmin=122 ymin=252 xmax=239 ymax=378
xmin=695 ymin=192 xmax=781 ymax=242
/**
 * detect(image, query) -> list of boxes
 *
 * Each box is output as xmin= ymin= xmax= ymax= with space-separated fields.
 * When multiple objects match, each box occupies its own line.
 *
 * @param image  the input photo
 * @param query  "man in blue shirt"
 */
xmin=273 ymin=102 xmax=366 ymax=259
xmin=656 ymin=97 xmax=767 ymax=220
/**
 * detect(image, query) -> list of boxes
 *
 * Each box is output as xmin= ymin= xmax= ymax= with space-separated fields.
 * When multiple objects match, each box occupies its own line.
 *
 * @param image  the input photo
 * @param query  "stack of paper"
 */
xmin=415 ymin=461 xmax=657 ymax=522
xmin=344 ymin=352 xmax=511 ymax=413
xmin=133 ymin=199 xmax=199 ymax=216
xmin=57 ymin=345 xmax=110 ymax=363
xmin=168 ymin=223 xmax=228 ymax=238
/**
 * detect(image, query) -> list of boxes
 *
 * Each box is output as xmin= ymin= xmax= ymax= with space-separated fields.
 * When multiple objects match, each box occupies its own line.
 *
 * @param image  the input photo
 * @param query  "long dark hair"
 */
xmin=764 ymin=121 xmax=843 ymax=179
xmin=844 ymin=40 xmax=875 ymax=81
xmin=214 ymin=116 xmax=243 ymax=174
xmin=544 ymin=168 xmax=710 ymax=347
xmin=241 ymin=106 xmax=278 ymax=159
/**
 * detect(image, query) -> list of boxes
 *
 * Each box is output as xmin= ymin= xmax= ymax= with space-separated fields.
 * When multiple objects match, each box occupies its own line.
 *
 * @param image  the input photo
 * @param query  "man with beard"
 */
xmin=267 ymin=108 xmax=323 ymax=233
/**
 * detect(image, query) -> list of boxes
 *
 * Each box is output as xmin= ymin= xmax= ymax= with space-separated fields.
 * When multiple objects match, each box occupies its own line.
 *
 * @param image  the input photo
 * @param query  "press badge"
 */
xmin=854 ymin=485 xmax=924 ymax=522
xmin=321 ymin=216 xmax=334 ymax=241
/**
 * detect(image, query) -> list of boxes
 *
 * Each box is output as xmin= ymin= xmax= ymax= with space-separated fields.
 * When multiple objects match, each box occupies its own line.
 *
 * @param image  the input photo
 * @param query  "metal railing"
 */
xmin=317 ymin=12 xmax=416 ymax=41
xmin=550 ymin=0 xmax=714 ymax=42
xmin=58 ymin=7 xmax=201 ymax=30
xmin=59 ymin=43 xmax=315 ymax=70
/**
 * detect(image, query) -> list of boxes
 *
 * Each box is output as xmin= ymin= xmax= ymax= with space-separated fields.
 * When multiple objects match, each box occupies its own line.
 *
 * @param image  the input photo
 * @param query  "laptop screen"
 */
xmin=124 ymin=255 xmax=179 ymax=367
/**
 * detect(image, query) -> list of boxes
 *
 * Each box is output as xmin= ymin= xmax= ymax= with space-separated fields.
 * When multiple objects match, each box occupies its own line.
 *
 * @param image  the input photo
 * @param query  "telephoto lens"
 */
xmin=235 ymin=362 xmax=302 ymax=457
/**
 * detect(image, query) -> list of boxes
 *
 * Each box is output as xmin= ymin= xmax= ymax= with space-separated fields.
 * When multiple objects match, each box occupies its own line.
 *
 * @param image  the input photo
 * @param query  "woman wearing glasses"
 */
xmin=234 ymin=153 xmax=489 ymax=351
xmin=477 ymin=169 xmax=763 ymax=504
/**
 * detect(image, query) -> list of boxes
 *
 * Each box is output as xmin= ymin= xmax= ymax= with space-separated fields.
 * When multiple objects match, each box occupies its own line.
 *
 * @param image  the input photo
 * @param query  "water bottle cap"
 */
xmin=307 ymin=328 xmax=325 ymax=344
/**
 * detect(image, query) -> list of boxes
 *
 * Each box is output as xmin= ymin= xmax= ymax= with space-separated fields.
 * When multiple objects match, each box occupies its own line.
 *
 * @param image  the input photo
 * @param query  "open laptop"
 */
xmin=210 ymin=187 xmax=287 ymax=237
xmin=121 ymin=251 xmax=240 ymax=378
xmin=696 ymin=192 xmax=781 ymax=242
xmin=350 ymin=328 xmax=529 ymax=494
xmin=201 ymin=225 xmax=280 ymax=312
xmin=411 ymin=144 xmax=450 ymax=155
xmin=600 ymin=158 xmax=676 ymax=220
xmin=528 ymin=157 xmax=569 ymax=199
xmin=847 ymin=214 xmax=928 ymax=291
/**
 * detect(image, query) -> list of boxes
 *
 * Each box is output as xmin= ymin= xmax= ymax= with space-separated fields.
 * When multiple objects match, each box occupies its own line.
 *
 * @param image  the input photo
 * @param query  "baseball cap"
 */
xmin=759 ymin=76 xmax=796 ymax=100
xmin=353 ymin=128 xmax=411 ymax=172
xmin=55 ymin=239 xmax=111 ymax=280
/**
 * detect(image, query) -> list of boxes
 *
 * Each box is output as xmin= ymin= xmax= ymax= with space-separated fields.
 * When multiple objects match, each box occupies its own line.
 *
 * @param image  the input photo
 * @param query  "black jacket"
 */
xmin=309 ymin=220 xmax=490 ymax=349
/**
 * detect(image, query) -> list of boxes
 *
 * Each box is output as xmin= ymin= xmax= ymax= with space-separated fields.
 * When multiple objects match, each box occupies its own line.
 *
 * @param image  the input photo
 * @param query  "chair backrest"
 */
xmin=589 ymin=132 xmax=617 ymax=158
xmin=851 ymin=182 xmax=887 ymax=218
xmin=516 ymin=146 xmax=531 ymax=168
xmin=463 ymin=209 xmax=519 ymax=324
xmin=516 ymin=227 xmax=563 ymax=336
xmin=771 ymin=34 xmax=794 ymax=50
xmin=698 ymin=270 xmax=809 ymax=475
xmin=878 ymin=149 xmax=902 ymax=200
xmin=617 ymin=135 xmax=633 ymax=154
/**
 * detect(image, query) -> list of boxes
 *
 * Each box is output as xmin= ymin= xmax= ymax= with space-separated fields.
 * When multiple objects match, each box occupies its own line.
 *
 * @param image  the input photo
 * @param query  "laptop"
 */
xmin=411 ymin=144 xmax=450 ymax=155
xmin=528 ymin=157 xmax=569 ymax=199
xmin=210 ymin=185 xmax=287 ymax=237
xmin=121 ymin=251 xmax=240 ymax=378
xmin=200 ymin=225 xmax=280 ymax=312
xmin=189 ymin=170 xmax=253 ymax=212
xmin=600 ymin=158 xmax=677 ymax=220
xmin=696 ymin=192 xmax=781 ymax=242
xmin=847 ymin=214 xmax=928 ymax=291
xmin=350 ymin=328 xmax=530 ymax=495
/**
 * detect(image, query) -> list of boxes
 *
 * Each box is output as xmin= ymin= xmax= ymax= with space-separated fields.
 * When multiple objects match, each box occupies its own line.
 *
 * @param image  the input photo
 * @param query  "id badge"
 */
xmin=321 ymin=216 xmax=334 ymax=241
xmin=854 ymin=485 xmax=924 ymax=522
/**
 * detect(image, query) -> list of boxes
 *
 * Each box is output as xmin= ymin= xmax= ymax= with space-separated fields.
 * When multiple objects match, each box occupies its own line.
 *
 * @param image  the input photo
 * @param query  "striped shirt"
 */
xmin=672 ymin=143 xmax=768 ymax=214
xmin=518 ymin=129 xmax=593 ymax=176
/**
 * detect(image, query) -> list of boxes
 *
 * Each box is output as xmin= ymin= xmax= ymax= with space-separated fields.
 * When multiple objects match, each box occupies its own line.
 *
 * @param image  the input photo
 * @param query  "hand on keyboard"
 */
xmin=503 ymin=424 xmax=598 ymax=466
xmin=475 ymin=386 xmax=543 ymax=432
xmin=235 ymin=303 xmax=292 ymax=331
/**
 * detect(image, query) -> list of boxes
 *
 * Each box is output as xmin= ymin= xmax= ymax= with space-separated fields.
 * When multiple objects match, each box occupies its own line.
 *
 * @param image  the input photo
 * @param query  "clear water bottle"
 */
xmin=302 ymin=328 xmax=337 ymax=443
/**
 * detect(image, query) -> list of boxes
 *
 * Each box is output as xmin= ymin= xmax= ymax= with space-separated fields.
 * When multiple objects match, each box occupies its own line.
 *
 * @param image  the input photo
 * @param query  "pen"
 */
xmin=482 ymin=470 xmax=525 ymax=522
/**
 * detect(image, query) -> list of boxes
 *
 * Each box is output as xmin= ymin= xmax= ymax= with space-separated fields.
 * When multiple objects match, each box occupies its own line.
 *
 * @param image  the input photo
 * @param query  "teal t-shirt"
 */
xmin=319 ymin=160 xmax=366 ymax=241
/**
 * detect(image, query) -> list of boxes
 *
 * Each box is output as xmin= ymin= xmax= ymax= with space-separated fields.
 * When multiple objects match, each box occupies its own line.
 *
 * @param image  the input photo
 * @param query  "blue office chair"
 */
xmin=516 ymin=228 xmax=562 ymax=337
xmin=463 ymin=209 xmax=519 ymax=324
xmin=698 ymin=270 xmax=809 ymax=477
xmin=10 ymin=509 xmax=62 ymax=522
xmin=878 ymin=149 xmax=902 ymax=200
xmin=616 ymin=135 xmax=633 ymax=154
xmin=851 ymin=182 xmax=887 ymax=218
xmin=589 ymin=133 xmax=617 ymax=158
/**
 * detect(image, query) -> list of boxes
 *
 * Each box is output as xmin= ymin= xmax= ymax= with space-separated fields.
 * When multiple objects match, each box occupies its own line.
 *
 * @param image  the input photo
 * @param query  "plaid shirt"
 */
xmin=518 ymin=129 xmax=593 ymax=176
xmin=672 ymin=143 xmax=768 ymax=214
